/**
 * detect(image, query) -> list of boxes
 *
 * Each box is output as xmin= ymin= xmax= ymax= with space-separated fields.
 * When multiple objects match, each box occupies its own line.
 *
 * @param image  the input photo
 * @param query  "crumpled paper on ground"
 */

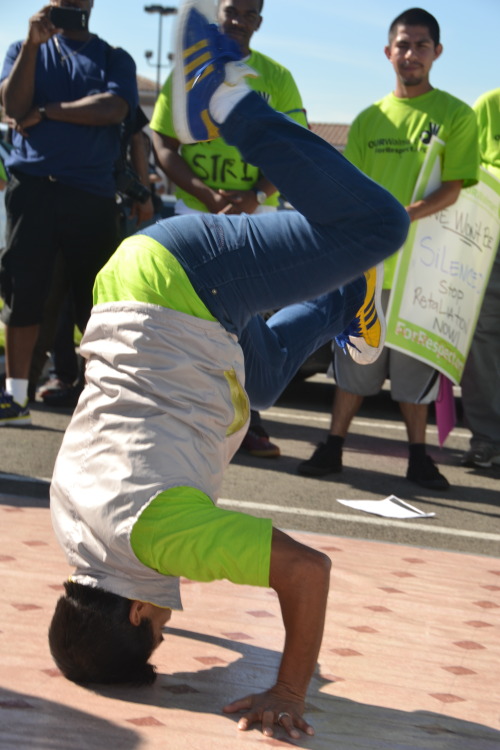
xmin=337 ymin=495 xmax=435 ymax=519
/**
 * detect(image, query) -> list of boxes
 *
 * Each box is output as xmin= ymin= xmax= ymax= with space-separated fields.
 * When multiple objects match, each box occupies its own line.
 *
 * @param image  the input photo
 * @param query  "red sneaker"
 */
xmin=240 ymin=425 xmax=280 ymax=458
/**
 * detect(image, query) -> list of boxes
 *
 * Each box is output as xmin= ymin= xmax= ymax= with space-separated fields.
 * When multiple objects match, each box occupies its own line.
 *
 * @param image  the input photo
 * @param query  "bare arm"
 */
xmin=217 ymin=176 xmax=278 ymax=215
xmin=1 ymin=4 xmax=55 ymax=120
xmin=128 ymin=130 xmax=154 ymax=225
xmin=43 ymin=93 xmax=129 ymax=126
xmin=9 ymin=93 xmax=130 ymax=138
xmin=406 ymin=179 xmax=463 ymax=222
xmin=224 ymin=527 xmax=331 ymax=738
xmin=151 ymin=130 xmax=230 ymax=213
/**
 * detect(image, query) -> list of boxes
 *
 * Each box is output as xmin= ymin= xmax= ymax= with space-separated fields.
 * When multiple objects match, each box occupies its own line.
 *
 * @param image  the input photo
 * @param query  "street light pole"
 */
xmin=144 ymin=5 xmax=177 ymax=94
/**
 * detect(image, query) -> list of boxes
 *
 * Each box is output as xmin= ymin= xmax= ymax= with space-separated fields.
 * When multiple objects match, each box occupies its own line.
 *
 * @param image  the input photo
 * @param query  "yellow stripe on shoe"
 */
xmin=200 ymin=108 xmax=219 ymax=139
xmin=347 ymin=263 xmax=386 ymax=365
xmin=356 ymin=267 xmax=381 ymax=347
xmin=185 ymin=63 xmax=215 ymax=92
xmin=183 ymin=37 xmax=210 ymax=58
xmin=184 ymin=50 xmax=211 ymax=76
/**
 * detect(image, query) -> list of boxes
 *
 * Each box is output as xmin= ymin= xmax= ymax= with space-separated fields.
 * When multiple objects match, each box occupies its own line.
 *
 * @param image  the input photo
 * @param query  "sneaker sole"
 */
xmin=245 ymin=450 xmax=281 ymax=458
xmin=350 ymin=262 xmax=386 ymax=366
xmin=461 ymin=458 xmax=493 ymax=468
xmin=0 ymin=416 xmax=32 ymax=427
xmin=406 ymin=476 xmax=449 ymax=490
xmin=297 ymin=464 xmax=342 ymax=477
xmin=172 ymin=0 xmax=219 ymax=144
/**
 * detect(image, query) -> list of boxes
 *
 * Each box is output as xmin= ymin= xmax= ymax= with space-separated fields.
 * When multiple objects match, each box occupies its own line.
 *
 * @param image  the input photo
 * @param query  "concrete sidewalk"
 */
xmin=0 ymin=490 xmax=499 ymax=750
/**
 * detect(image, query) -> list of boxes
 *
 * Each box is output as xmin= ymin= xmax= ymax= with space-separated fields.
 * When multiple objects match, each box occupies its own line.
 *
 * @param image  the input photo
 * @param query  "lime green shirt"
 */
xmin=93 ymin=233 xmax=216 ymax=320
xmin=0 ymin=159 xmax=7 ymax=183
xmin=473 ymin=88 xmax=500 ymax=182
xmin=345 ymin=89 xmax=479 ymax=288
xmin=150 ymin=49 xmax=307 ymax=211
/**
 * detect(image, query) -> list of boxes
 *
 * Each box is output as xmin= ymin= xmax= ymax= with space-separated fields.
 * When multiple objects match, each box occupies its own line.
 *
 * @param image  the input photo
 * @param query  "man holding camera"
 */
xmin=0 ymin=0 xmax=139 ymax=426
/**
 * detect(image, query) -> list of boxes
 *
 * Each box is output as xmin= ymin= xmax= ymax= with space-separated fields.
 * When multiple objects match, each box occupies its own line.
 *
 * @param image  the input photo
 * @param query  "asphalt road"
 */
xmin=1 ymin=374 xmax=499 ymax=557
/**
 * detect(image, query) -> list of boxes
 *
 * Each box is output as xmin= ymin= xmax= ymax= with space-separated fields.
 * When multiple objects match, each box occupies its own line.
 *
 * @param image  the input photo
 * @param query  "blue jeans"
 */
xmin=142 ymin=93 xmax=409 ymax=408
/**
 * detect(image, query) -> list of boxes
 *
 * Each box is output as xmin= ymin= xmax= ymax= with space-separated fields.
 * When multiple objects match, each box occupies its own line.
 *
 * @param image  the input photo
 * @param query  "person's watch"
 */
xmin=38 ymin=106 xmax=48 ymax=120
xmin=252 ymin=187 xmax=268 ymax=205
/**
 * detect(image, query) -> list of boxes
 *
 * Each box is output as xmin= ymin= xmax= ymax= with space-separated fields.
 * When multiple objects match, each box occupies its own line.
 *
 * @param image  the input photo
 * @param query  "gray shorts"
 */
xmin=333 ymin=290 xmax=440 ymax=404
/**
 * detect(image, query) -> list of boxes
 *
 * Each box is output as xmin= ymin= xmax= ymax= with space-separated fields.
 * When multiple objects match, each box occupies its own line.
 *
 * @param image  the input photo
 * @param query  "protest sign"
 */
xmin=386 ymin=137 xmax=500 ymax=384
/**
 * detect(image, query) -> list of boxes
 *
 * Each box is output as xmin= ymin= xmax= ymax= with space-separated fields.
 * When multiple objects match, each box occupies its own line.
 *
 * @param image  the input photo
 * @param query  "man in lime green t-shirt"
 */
xmin=460 ymin=88 xmax=500 ymax=468
xmin=151 ymin=0 xmax=307 ymax=460
xmin=298 ymin=7 xmax=479 ymax=490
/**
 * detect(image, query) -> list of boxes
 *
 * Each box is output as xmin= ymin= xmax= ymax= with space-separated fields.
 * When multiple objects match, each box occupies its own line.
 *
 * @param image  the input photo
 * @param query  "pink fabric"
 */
xmin=435 ymin=374 xmax=457 ymax=446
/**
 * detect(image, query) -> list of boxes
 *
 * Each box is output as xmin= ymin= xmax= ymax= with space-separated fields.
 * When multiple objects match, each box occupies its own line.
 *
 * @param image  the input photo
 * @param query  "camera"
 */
xmin=115 ymin=163 xmax=152 ymax=204
xmin=49 ymin=7 xmax=89 ymax=32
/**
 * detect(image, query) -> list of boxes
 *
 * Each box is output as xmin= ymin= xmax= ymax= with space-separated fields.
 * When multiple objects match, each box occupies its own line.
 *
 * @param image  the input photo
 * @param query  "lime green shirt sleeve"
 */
xmin=150 ymin=73 xmax=175 ymax=138
xmin=473 ymin=88 xmax=500 ymax=181
xmin=130 ymin=487 xmax=273 ymax=588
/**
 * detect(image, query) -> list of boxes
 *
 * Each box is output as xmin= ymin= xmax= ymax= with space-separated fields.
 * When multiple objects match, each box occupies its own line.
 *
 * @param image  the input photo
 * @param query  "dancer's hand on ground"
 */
xmin=223 ymin=687 xmax=314 ymax=738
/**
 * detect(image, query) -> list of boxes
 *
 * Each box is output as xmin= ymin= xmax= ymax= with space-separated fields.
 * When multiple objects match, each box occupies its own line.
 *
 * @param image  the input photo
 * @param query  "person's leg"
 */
xmin=5 ymin=325 xmax=39 ymax=379
xmin=40 ymin=293 xmax=83 ymax=409
xmin=60 ymin=185 xmax=120 ymax=333
xmin=389 ymin=350 xmax=448 ymax=490
xmin=399 ymin=402 xmax=428 ymax=444
xmin=460 ymin=244 xmax=500 ymax=466
xmin=0 ymin=174 xmax=60 ymax=425
xmin=29 ymin=252 xmax=73 ymax=400
xmin=297 ymin=292 xmax=391 ymax=477
xmin=330 ymin=389 xmax=365 ymax=438
xmin=148 ymin=93 xmax=408 ymax=337
xmin=240 ymin=284 xmax=365 ymax=409
xmin=51 ymin=297 xmax=80 ymax=386
xmin=297 ymin=386 xmax=364 ymax=477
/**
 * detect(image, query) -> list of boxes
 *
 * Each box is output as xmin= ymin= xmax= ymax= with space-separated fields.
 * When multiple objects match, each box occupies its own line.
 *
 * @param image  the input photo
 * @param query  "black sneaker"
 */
xmin=0 ymin=391 xmax=31 ymax=427
xmin=297 ymin=441 xmax=342 ymax=477
xmin=406 ymin=455 xmax=449 ymax=490
xmin=42 ymin=382 xmax=82 ymax=409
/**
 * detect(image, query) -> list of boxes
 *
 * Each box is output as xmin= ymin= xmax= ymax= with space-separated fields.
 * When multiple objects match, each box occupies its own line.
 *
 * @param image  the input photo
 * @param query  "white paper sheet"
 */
xmin=337 ymin=495 xmax=435 ymax=519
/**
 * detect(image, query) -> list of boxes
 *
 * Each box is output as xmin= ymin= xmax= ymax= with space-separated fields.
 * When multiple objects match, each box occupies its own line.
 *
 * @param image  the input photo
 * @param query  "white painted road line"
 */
xmin=266 ymin=409 xmax=472 ymax=439
xmin=218 ymin=498 xmax=500 ymax=542
xmin=0 ymin=472 xmax=50 ymax=484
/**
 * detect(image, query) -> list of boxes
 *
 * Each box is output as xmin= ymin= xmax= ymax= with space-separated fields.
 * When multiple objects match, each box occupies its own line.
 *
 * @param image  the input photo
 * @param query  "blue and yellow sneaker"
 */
xmin=335 ymin=263 xmax=385 ymax=365
xmin=0 ymin=391 xmax=31 ymax=427
xmin=173 ymin=0 xmax=243 ymax=143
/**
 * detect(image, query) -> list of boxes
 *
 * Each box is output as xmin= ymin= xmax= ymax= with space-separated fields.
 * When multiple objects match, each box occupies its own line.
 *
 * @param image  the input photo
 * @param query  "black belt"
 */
xmin=10 ymin=169 xmax=59 ymax=183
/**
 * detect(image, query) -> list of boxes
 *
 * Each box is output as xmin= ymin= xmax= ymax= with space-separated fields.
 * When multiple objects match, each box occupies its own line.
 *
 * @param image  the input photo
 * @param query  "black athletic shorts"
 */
xmin=0 ymin=170 xmax=120 ymax=328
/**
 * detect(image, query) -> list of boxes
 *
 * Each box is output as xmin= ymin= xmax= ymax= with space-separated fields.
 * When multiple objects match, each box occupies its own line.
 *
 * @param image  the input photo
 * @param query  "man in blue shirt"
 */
xmin=0 ymin=0 xmax=138 ymax=426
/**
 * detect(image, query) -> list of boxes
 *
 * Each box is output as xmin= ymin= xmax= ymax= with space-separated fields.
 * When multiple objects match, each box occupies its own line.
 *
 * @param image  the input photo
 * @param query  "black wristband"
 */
xmin=38 ymin=106 xmax=48 ymax=120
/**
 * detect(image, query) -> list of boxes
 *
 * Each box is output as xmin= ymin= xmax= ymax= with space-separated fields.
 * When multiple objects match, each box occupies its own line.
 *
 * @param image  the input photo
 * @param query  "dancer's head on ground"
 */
xmin=48 ymin=581 xmax=171 ymax=685
xmin=218 ymin=0 xmax=263 ymax=56
xmin=385 ymin=8 xmax=442 ymax=97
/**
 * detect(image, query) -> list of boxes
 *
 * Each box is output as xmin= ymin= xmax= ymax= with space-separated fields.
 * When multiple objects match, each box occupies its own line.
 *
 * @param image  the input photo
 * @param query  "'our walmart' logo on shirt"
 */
xmin=253 ymin=90 xmax=271 ymax=103
xmin=420 ymin=122 xmax=441 ymax=145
